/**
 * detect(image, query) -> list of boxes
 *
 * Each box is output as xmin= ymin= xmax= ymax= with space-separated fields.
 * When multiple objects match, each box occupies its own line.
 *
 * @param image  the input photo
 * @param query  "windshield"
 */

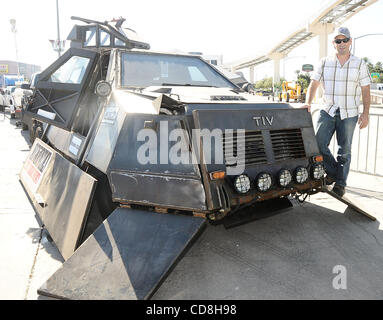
xmin=120 ymin=52 xmax=236 ymax=89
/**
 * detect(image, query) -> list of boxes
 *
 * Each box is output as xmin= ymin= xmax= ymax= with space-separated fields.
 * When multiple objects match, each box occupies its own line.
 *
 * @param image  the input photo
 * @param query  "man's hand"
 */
xmin=358 ymin=112 xmax=369 ymax=129
xmin=300 ymin=104 xmax=311 ymax=113
xmin=301 ymin=80 xmax=319 ymax=114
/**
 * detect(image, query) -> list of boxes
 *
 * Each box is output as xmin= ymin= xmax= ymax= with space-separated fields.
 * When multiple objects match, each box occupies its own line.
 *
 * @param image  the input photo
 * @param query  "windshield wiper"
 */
xmin=161 ymin=83 xmax=217 ymax=88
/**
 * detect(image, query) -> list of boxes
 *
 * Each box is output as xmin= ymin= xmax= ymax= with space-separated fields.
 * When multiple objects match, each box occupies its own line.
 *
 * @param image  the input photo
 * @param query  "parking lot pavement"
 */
xmin=1 ymin=109 xmax=383 ymax=300
xmin=0 ymin=112 xmax=63 ymax=300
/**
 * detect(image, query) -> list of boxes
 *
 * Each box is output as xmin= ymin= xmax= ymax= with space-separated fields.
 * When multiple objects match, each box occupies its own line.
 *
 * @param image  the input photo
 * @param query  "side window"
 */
xmin=50 ymin=56 xmax=90 ymax=84
xmin=188 ymin=66 xmax=208 ymax=82
xmin=100 ymin=30 xmax=111 ymax=47
xmin=115 ymin=37 xmax=126 ymax=46
xmin=84 ymin=27 xmax=97 ymax=47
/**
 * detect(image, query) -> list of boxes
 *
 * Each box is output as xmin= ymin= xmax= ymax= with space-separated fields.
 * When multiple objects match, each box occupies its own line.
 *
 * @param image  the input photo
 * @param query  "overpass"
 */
xmin=225 ymin=0 xmax=378 ymax=84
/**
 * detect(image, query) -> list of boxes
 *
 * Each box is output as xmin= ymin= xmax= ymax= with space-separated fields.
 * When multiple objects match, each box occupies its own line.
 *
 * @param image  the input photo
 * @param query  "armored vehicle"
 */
xmin=19 ymin=17 xmax=374 ymax=300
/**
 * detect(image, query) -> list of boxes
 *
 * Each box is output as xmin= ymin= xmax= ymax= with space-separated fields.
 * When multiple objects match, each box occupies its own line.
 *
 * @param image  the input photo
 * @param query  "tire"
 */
xmin=11 ymin=113 xmax=15 ymax=119
xmin=286 ymin=93 xmax=290 ymax=103
xmin=22 ymin=122 xmax=28 ymax=131
xmin=30 ymin=121 xmax=42 ymax=144
xmin=35 ymin=125 xmax=43 ymax=140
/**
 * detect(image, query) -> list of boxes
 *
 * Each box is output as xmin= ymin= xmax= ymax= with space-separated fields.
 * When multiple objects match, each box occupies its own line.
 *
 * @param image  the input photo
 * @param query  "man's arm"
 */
xmin=359 ymin=85 xmax=370 ymax=129
xmin=301 ymin=80 xmax=320 ymax=113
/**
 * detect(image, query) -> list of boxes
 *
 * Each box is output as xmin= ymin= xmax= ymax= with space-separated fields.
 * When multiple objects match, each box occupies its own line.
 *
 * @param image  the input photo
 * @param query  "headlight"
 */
xmin=295 ymin=167 xmax=309 ymax=184
xmin=312 ymin=163 xmax=325 ymax=180
xmin=234 ymin=174 xmax=251 ymax=194
xmin=278 ymin=169 xmax=292 ymax=187
xmin=256 ymin=173 xmax=272 ymax=192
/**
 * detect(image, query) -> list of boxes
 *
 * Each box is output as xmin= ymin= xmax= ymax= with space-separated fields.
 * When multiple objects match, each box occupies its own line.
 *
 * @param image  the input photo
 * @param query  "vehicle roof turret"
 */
xmin=67 ymin=16 xmax=150 ymax=51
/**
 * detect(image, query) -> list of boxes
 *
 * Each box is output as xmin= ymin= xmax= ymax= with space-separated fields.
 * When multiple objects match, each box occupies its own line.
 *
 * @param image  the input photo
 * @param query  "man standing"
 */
xmin=302 ymin=27 xmax=371 ymax=197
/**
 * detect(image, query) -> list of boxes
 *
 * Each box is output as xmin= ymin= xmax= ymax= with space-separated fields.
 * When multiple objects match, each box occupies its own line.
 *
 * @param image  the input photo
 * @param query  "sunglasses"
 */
xmin=334 ymin=38 xmax=350 ymax=44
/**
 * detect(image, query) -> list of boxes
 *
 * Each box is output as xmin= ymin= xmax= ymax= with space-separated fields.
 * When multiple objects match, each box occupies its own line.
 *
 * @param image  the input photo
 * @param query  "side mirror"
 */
xmin=95 ymin=80 xmax=112 ymax=97
xmin=242 ymin=83 xmax=254 ymax=93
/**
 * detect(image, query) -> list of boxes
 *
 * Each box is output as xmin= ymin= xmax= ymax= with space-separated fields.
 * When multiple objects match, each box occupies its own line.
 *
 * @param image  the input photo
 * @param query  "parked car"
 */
xmin=3 ymin=85 xmax=24 ymax=118
xmin=19 ymin=74 xmax=41 ymax=131
xmin=0 ymin=88 xmax=5 ymax=111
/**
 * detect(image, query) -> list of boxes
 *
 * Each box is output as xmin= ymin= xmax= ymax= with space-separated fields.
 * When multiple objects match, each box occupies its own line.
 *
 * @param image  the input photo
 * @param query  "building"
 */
xmin=0 ymin=60 xmax=41 ymax=82
xmin=187 ymin=52 xmax=223 ymax=66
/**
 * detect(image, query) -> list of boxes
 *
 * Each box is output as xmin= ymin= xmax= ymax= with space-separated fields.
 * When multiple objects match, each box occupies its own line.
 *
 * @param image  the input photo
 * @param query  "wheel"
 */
xmin=286 ymin=93 xmax=290 ymax=103
xmin=30 ymin=121 xmax=42 ymax=144
xmin=10 ymin=113 xmax=15 ymax=119
xmin=22 ymin=122 xmax=28 ymax=131
xmin=278 ymin=93 xmax=282 ymax=102
xmin=35 ymin=125 xmax=43 ymax=140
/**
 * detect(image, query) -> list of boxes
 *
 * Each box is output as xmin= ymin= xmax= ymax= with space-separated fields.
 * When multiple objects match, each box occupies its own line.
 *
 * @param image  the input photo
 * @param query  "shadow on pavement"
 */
xmin=1 ymin=108 xmax=32 ymax=147
xmin=25 ymin=227 xmax=65 ymax=263
xmin=347 ymin=186 xmax=383 ymax=201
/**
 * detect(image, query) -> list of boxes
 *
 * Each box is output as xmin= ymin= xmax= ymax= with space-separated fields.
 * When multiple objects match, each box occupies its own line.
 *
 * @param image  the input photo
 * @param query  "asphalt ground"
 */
xmin=1 ymin=108 xmax=383 ymax=300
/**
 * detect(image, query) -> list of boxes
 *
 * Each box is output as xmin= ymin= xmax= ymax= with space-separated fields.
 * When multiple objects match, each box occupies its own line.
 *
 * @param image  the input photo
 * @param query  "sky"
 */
xmin=1 ymin=0 xmax=383 ymax=81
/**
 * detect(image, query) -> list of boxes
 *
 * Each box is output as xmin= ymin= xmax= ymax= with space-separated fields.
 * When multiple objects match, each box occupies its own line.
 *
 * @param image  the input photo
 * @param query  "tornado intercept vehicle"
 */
xmin=19 ymin=17 xmax=372 ymax=300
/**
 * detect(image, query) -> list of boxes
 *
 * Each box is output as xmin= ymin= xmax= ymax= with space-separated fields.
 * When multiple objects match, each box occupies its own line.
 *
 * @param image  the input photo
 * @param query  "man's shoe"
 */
xmin=325 ymin=175 xmax=336 ymax=185
xmin=332 ymin=184 xmax=345 ymax=197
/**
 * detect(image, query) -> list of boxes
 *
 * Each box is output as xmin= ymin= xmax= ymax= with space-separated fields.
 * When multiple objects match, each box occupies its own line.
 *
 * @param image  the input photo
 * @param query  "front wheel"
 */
xmin=30 ymin=121 xmax=43 ymax=144
xmin=286 ymin=93 xmax=290 ymax=103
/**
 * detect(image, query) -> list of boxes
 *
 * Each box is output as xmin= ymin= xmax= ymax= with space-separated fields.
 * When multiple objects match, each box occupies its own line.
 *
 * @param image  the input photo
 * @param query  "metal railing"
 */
xmin=331 ymin=112 xmax=383 ymax=177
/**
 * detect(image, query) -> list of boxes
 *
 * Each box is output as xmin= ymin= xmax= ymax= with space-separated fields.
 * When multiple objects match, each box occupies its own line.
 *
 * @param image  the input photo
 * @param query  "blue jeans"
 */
xmin=316 ymin=109 xmax=358 ymax=187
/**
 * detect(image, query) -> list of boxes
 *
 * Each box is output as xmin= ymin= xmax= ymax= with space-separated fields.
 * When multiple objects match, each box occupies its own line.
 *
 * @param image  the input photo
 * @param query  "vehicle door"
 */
xmin=25 ymin=48 xmax=98 ymax=130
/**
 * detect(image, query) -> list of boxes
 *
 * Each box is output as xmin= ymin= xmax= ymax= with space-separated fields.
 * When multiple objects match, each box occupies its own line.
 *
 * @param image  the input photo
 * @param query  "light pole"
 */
xmin=9 ymin=19 xmax=20 ymax=76
xmin=50 ymin=0 xmax=65 ymax=57
xmin=353 ymin=33 xmax=383 ymax=56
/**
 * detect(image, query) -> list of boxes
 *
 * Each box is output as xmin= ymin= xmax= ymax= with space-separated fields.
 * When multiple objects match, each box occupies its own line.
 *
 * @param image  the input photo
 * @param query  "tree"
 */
xmin=255 ymin=77 xmax=274 ymax=90
xmin=255 ymin=78 xmax=265 ymax=89
xmin=374 ymin=61 xmax=383 ymax=74
xmin=274 ymin=77 xmax=286 ymax=91
xmin=295 ymin=71 xmax=311 ymax=90
xmin=363 ymin=57 xmax=374 ymax=75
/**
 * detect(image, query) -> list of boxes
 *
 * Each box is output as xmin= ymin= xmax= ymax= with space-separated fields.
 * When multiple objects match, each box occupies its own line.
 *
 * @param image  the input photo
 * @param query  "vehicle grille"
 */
xmin=270 ymin=129 xmax=306 ymax=161
xmin=223 ymin=130 xmax=267 ymax=166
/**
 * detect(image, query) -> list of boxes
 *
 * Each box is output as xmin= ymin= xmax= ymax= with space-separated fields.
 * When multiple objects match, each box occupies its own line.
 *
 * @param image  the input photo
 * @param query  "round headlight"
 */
xmin=278 ymin=169 xmax=292 ymax=187
xmin=234 ymin=174 xmax=251 ymax=194
xmin=257 ymin=173 xmax=272 ymax=192
xmin=295 ymin=167 xmax=309 ymax=184
xmin=312 ymin=163 xmax=325 ymax=180
xmin=95 ymin=80 xmax=112 ymax=97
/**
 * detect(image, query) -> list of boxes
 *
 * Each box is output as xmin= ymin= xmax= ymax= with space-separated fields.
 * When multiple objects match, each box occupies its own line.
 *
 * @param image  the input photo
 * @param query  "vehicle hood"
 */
xmin=137 ymin=86 xmax=267 ymax=103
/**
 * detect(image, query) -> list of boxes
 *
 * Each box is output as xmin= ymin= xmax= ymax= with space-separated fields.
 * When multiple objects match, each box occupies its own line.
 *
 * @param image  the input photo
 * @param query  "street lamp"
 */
xmin=9 ymin=19 xmax=20 ymax=76
xmin=50 ymin=0 xmax=65 ymax=57
xmin=352 ymin=33 xmax=383 ymax=56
